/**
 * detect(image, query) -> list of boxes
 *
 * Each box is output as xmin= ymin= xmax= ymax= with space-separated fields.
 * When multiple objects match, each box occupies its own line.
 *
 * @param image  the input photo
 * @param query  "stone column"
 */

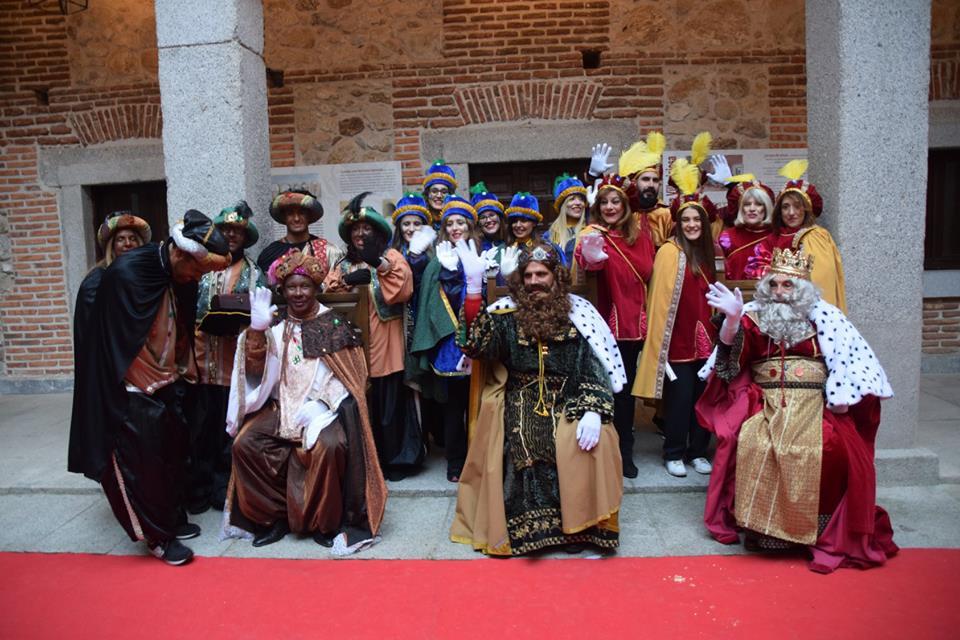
xmin=806 ymin=2 xmax=931 ymax=453
xmin=155 ymin=0 xmax=270 ymax=247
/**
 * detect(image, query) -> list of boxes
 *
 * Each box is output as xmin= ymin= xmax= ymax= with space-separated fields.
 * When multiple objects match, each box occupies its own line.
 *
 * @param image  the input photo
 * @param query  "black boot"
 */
xmin=252 ymin=520 xmax=290 ymax=547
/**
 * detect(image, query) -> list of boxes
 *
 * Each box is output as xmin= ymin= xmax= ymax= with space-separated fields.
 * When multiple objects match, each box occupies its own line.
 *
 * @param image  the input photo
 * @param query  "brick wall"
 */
xmin=923 ymin=298 xmax=960 ymax=355
xmin=0 ymin=0 xmax=955 ymax=380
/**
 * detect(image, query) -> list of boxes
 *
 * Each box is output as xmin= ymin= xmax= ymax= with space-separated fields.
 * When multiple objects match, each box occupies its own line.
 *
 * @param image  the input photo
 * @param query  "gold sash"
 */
xmin=735 ymin=356 xmax=826 ymax=544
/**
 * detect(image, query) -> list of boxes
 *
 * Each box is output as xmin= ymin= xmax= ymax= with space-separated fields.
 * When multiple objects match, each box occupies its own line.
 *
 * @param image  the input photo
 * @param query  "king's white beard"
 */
xmin=754 ymin=278 xmax=819 ymax=347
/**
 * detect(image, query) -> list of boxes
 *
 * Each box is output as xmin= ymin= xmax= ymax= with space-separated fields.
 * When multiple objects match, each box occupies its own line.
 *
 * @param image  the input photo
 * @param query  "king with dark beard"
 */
xmin=449 ymin=241 xmax=627 ymax=556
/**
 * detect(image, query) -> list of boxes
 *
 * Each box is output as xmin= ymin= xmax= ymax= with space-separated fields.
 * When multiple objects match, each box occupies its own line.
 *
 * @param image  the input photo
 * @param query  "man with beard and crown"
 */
xmin=324 ymin=192 xmax=423 ymax=481
xmin=69 ymin=210 xmax=232 ymax=566
xmin=696 ymin=248 xmax=898 ymax=573
xmin=588 ymin=131 xmax=673 ymax=247
xmin=256 ymin=190 xmax=343 ymax=277
xmin=189 ymin=201 xmax=265 ymax=513
xmin=224 ymin=250 xmax=387 ymax=555
xmin=450 ymin=240 xmax=627 ymax=556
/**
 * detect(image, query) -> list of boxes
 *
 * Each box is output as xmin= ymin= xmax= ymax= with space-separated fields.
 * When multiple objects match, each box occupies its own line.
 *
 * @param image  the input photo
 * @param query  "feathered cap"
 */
xmin=338 ymin=191 xmax=393 ymax=243
xmin=669 ymin=158 xmax=718 ymax=222
xmin=505 ymin=192 xmax=542 ymax=223
xmin=619 ymin=131 xmax=667 ymax=177
xmin=440 ymin=194 xmax=478 ymax=224
xmin=775 ymin=159 xmax=823 ymax=218
xmin=552 ymin=173 xmax=588 ymax=211
xmin=767 ymin=247 xmax=813 ymax=281
xmin=171 ymin=209 xmax=232 ymax=271
xmin=268 ymin=249 xmax=327 ymax=286
xmin=725 ymin=174 xmax=775 ymax=214
xmin=469 ymin=182 xmax=505 ymax=218
xmin=392 ymin=192 xmax=430 ymax=225
xmin=213 ymin=200 xmax=259 ymax=247
xmin=270 ymin=190 xmax=324 ymax=224
xmin=421 ymin=159 xmax=458 ymax=193
xmin=97 ymin=211 xmax=151 ymax=251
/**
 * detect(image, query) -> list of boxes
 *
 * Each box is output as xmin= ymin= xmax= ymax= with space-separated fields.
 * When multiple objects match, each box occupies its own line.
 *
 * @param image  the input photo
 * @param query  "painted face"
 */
xmin=282 ymin=273 xmax=319 ymax=318
xmin=510 ymin=218 xmax=534 ymax=242
xmin=770 ymin=274 xmax=796 ymax=302
xmin=680 ymin=207 xmax=702 ymax=242
xmin=598 ymin=190 xmax=625 ymax=226
xmin=426 ymin=185 xmax=450 ymax=212
xmin=170 ymin=247 xmax=207 ymax=284
xmin=399 ymin=216 xmax=423 ymax=243
xmin=284 ymin=207 xmax=309 ymax=235
xmin=350 ymin=221 xmax=374 ymax=250
xmin=112 ymin=228 xmax=142 ymax=258
xmin=220 ymin=224 xmax=247 ymax=253
xmin=523 ymin=260 xmax=556 ymax=298
xmin=563 ymin=194 xmax=586 ymax=221
xmin=478 ymin=210 xmax=501 ymax=236
xmin=444 ymin=214 xmax=469 ymax=242
xmin=779 ymin=194 xmax=807 ymax=230
xmin=741 ymin=195 xmax=766 ymax=228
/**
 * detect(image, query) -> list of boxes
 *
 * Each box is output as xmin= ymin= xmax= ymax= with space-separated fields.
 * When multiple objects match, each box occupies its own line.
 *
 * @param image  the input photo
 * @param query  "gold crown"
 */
xmin=768 ymin=247 xmax=813 ymax=280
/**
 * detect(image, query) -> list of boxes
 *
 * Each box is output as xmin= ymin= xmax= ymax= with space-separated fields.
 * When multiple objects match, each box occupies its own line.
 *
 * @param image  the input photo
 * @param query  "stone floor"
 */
xmin=1 ymin=375 xmax=958 ymax=560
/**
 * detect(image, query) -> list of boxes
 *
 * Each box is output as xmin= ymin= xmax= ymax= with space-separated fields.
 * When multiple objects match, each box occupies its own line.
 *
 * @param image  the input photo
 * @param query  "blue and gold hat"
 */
xmin=213 ymin=200 xmax=259 ymax=248
xmin=469 ymin=182 xmax=505 ymax=218
xmin=505 ymin=192 xmax=542 ymax=223
xmin=440 ymin=194 xmax=477 ymax=224
xmin=552 ymin=174 xmax=588 ymax=211
xmin=392 ymin=192 xmax=430 ymax=225
xmin=421 ymin=159 xmax=458 ymax=193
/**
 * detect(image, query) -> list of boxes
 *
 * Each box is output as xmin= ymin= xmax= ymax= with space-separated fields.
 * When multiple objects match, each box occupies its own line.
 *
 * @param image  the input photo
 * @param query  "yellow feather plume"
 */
xmin=691 ymin=131 xmax=712 ymax=166
xmin=618 ymin=140 xmax=649 ymax=177
xmin=670 ymin=158 xmax=701 ymax=196
xmin=728 ymin=173 xmax=756 ymax=184
xmin=778 ymin=159 xmax=809 ymax=182
xmin=646 ymin=131 xmax=666 ymax=156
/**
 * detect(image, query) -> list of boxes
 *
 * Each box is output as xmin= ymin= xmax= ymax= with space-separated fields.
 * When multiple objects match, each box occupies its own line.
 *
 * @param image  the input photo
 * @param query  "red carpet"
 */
xmin=2 ymin=549 xmax=958 ymax=639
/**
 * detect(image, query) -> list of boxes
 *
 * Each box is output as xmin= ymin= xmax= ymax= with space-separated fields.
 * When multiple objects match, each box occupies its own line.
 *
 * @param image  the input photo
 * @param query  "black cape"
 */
xmin=256 ymin=234 xmax=319 ymax=274
xmin=73 ymin=265 xmax=104 ymax=352
xmin=68 ymin=242 xmax=198 ymax=480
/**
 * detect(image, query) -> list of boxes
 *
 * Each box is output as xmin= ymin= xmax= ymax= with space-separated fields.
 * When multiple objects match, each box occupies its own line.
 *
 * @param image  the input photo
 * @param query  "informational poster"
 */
xmin=269 ymin=161 xmax=403 ymax=247
xmin=661 ymin=148 xmax=807 ymax=202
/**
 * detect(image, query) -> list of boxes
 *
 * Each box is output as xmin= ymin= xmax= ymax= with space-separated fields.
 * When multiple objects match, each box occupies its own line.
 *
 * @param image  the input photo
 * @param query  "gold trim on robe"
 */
xmin=734 ymin=356 xmax=826 ymax=545
xmin=633 ymin=239 xmax=685 ymax=400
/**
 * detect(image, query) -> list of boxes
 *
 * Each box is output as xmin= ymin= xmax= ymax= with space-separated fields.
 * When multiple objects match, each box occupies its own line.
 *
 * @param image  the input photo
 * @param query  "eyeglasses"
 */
xmin=427 ymin=187 xmax=449 ymax=196
xmin=478 ymin=212 xmax=499 ymax=221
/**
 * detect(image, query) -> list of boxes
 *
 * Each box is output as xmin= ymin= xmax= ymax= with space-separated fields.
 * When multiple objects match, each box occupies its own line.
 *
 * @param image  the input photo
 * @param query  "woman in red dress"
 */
xmin=574 ymin=174 xmax=656 ymax=478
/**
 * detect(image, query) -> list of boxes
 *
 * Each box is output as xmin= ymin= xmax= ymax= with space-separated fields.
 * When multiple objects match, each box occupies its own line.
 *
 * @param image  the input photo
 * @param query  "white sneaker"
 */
xmin=691 ymin=457 xmax=713 ymax=475
xmin=665 ymin=460 xmax=687 ymax=477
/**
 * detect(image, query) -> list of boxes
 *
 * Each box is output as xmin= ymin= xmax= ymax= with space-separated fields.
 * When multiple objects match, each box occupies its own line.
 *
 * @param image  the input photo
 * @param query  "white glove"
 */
xmin=579 ymin=232 xmax=608 ymax=264
xmin=705 ymin=281 xmax=743 ymax=318
xmin=706 ymin=154 xmax=733 ymax=185
xmin=705 ymin=282 xmax=744 ymax=345
xmin=436 ymin=240 xmax=459 ymax=271
xmin=585 ymin=177 xmax=602 ymax=207
xmin=408 ymin=226 xmax=436 ymax=255
xmin=480 ymin=246 xmax=500 ymax=274
xmin=576 ymin=411 xmax=602 ymax=451
xmin=499 ymin=245 xmax=521 ymax=277
xmin=294 ymin=400 xmax=326 ymax=429
xmin=249 ymin=286 xmax=277 ymax=331
xmin=589 ymin=143 xmax=613 ymax=176
xmin=455 ymin=239 xmax=486 ymax=294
